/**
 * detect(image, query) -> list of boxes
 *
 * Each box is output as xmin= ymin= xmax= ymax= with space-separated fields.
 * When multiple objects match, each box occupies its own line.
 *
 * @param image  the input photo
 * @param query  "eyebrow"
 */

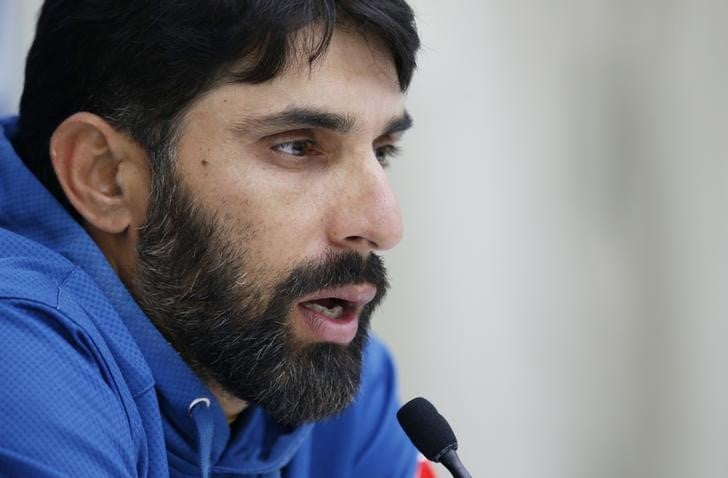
xmin=231 ymin=107 xmax=413 ymax=137
xmin=382 ymin=112 xmax=413 ymax=136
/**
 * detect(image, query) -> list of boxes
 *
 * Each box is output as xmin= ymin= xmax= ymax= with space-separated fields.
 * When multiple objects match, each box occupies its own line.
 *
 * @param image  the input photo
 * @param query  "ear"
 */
xmin=50 ymin=112 xmax=150 ymax=234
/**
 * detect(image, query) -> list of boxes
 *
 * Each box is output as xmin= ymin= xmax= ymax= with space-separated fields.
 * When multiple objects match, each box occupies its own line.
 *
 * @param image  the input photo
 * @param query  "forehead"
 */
xmin=196 ymin=27 xmax=406 ymax=128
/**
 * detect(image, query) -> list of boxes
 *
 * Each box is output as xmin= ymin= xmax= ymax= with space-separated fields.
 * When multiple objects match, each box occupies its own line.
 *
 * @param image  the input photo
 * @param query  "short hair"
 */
xmin=12 ymin=0 xmax=419 ymax=212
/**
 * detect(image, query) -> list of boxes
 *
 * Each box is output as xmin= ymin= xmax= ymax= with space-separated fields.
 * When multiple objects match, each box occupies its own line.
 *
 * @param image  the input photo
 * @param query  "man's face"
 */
xmin=133 ymin=28 xmax=408 ymax=424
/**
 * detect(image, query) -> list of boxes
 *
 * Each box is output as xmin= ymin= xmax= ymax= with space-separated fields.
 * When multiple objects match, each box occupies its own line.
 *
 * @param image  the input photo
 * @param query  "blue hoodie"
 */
xmin=0 ymin=117 xmax=417 ymax=478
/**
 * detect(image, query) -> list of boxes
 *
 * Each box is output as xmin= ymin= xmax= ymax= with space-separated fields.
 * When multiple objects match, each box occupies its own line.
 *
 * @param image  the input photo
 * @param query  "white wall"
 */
xmin=3 ymin=2 xmax=728 ymax=477
xmin=375 ymin=1 xmax=728 ymax=477
xmin=377 ymin=2 xmax=646 ymax=476
xmin=0 ymin=1 xmax=41 ymax=114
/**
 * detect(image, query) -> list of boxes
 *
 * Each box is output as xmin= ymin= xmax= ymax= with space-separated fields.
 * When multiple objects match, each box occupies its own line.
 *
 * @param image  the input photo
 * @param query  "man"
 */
xmin=0 ymin=1 xmax=421 ymax=476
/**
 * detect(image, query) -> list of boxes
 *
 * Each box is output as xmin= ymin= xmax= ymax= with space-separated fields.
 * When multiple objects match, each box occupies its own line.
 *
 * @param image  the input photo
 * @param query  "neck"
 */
xmin=208 ymin=381 xmax=248 ymax=423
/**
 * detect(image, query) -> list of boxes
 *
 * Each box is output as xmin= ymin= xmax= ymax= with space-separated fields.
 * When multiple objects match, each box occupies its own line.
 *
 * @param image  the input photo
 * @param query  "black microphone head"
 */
xmin=397 ymin=397 xmax=458 ymax=462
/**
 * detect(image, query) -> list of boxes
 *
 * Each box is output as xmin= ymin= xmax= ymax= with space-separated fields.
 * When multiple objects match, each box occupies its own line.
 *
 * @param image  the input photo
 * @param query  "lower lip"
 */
xmin=296 ymin=304 xmax=359 ymax=344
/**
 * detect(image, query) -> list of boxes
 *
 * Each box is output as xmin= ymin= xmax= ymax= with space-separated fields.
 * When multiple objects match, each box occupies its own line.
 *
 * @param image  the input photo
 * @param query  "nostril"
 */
xmin=345 ymin=235 xmax=379 ymax=251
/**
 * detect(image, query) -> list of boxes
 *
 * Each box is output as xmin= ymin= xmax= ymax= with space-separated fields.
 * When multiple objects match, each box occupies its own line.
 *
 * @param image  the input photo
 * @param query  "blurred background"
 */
xmin=2 ymin=1 xmax=728 ymax=477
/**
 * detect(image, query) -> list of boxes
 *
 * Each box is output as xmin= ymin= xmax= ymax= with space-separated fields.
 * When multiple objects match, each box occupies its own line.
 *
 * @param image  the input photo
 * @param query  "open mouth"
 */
xmin=300 ymin=298 xmax=354 ymax=320
xmin=294 ymin=284 xmax=377 ymax=344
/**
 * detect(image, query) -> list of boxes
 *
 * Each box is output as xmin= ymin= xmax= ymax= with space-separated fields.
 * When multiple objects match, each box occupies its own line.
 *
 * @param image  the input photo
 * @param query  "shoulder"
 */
xmin=0 ymin=232 xmax=145 ymax=475
xmin=358 ymin=335 xmax=400 ymax=403
xmin=353 ymin=335 xmax=403 ymax=426
xmin=363 ymin=334 xmax=396 ymax=374
xmin=0 ymin=227 xmax=120 ymax=338
xmin=0 ymin=227 xmax=77 ymax=305
xmin=0 ymin=225 xmax=144 ymax=405
xmin=0 ymin=297 xmax=146 ymax=476
xmin=0 ymin=296 xmax=143 ymax=475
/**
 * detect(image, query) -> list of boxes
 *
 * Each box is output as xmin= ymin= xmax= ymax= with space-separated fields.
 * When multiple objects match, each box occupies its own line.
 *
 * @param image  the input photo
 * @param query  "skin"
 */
xmin=49 ymin=27 xmax=408 ymax=421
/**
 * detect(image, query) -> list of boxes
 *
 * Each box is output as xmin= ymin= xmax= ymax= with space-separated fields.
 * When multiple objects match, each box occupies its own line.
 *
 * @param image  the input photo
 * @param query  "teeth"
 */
xmin=304 ymin=302 xmax=345 ymax=319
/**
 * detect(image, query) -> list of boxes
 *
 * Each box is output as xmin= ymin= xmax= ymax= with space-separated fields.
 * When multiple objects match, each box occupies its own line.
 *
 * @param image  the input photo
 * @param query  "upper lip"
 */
xmin=298 ymin=283 xmax=378 ymax=308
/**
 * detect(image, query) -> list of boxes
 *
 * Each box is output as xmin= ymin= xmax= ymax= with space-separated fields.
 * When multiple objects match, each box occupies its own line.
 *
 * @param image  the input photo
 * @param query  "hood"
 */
xmin=0 ymin=116 xmax=312 ymax=477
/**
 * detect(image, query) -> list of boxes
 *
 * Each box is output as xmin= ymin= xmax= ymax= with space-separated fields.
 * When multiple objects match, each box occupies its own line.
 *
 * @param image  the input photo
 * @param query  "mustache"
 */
xmin=275 ymin=251 xmax=390 ymax=304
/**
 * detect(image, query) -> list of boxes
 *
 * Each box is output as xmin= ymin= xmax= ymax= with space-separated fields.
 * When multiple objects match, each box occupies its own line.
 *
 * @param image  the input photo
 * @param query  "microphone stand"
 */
xmin=440 ymin=449 xmax=472 ymax=478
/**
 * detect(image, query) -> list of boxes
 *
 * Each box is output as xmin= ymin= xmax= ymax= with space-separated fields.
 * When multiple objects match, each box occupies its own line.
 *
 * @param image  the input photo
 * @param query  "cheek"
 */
xmin=210 ymin=170 xmax=332 ymax=271
xmin=176 ymin=132 xmax=338 ymax=266
xmin=246 ymin=195 xmax=327 ymax=266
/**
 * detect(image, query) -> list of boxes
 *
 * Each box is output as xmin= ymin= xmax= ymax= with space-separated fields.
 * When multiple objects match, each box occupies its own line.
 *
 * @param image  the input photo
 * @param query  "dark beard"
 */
xmin=132 ymin=171 xmax=389 ymax=425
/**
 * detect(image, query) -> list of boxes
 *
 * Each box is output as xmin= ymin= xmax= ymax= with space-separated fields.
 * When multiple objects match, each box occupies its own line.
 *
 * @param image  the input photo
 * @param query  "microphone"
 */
xmin=397 ymin=397 xmax=472 ymax=478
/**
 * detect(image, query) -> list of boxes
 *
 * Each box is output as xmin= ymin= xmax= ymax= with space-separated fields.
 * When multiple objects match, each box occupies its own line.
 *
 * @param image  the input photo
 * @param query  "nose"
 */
xmin=328 ymin=154 xmax=403 ymax=255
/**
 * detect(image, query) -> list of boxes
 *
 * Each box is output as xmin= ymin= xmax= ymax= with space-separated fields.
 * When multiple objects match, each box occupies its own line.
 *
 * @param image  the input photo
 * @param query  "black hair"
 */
xmin=12 ymin=0 xmax=419 ymax=213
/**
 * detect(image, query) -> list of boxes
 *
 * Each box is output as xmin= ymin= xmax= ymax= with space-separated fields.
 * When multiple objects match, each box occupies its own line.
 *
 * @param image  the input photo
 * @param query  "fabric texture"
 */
xmin=0 ymin=116 xmax=417 ymax=477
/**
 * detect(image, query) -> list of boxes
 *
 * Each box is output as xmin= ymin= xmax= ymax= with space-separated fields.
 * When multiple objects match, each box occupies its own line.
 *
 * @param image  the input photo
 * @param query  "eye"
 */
xmin=271 ymin=139 xmax=318 ymax=157
xmin=375 ymin=144 xmax=400 ymax=167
